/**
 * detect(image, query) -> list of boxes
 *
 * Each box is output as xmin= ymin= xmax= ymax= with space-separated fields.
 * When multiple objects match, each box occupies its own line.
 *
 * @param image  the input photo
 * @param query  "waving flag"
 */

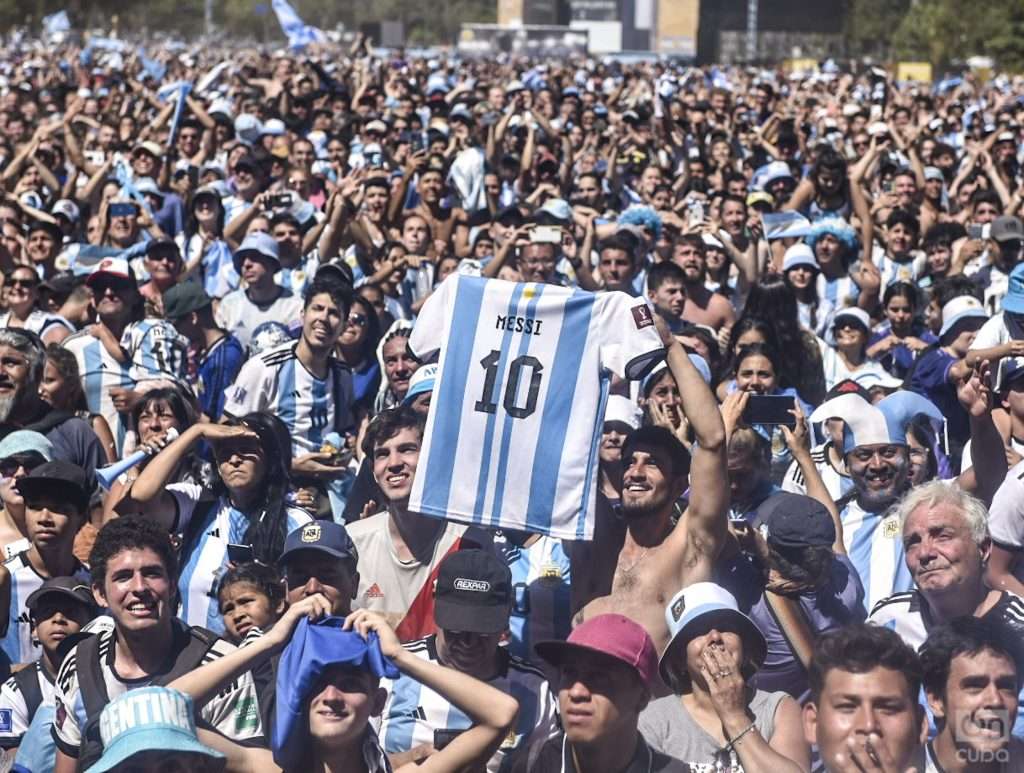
xmin=157 ymin=81 xmax=193 ymax=149
xmin=762 ymin=210 xmax=811 ymax=241
xmin=270 ymin=0 xmax=325 ymax=50
xmin=43 ymin=10 xmax=70 ymax=37
xmin=138 ymin=49 xmax=167 ymax=82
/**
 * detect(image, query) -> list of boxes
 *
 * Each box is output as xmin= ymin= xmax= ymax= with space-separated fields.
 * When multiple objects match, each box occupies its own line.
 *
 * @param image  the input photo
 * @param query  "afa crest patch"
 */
xmin=300 ymin=523 xmax=322 ymax=543
xmin=671 ymin=596 xmax=686 ymax=622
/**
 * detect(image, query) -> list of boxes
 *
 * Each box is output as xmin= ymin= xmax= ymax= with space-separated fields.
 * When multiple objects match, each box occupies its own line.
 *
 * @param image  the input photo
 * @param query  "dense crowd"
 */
xmin=0 ymin=32 xmax=1020 ymax=773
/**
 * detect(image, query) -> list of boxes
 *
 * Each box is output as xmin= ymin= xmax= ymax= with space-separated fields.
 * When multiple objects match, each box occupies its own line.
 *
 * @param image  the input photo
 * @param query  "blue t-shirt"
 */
xmin=197 ymin=334 xmax=245 ymax=421
xmin=908 ymin=347 xmax=969 ymax=445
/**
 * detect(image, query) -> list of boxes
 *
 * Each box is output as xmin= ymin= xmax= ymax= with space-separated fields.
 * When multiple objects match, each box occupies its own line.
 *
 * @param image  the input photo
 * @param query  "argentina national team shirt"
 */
xmin=408 ymin=274 xmax=664 ymax=540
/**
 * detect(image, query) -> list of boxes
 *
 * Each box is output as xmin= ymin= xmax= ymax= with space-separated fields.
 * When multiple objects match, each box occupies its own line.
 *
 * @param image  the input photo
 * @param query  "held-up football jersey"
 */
xmin=408 ymin=275 xmax=664 ymax=540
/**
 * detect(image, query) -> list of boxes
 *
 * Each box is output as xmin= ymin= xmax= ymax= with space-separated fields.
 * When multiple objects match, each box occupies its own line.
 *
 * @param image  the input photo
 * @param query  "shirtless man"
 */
xmin=674 ymin=234 xmax=735 ymax=331
xmin=571 ymin=319 xmax=729 ymax=652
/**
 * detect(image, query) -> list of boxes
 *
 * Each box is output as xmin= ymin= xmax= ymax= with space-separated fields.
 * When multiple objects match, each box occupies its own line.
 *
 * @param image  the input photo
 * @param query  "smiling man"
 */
xmin=51 ymin=517 xmax=263 ymax=773
xmin=224 ymin=276 xmax=355 ymax=490
xmin=347 ymin=406 xmax=481 ymax=641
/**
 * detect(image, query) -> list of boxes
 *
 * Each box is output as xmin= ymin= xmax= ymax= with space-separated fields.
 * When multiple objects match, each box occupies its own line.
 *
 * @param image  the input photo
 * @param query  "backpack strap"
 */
xmin=13 ymin=663 xmax=43 ymax=723
xmin=157 ymin=625 xmax=219 ymax=685
xmin=331 ymin=360 xmax=355 ymax=435
xmin=76 ymin=632 xmax=112 ymax=769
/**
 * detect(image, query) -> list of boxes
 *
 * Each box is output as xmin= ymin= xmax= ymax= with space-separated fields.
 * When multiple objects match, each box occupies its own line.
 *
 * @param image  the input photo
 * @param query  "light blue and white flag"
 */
xmin=762 ymin=210 xmax=811 ymax=241
xmin=138 ymin=48 xmax=166 ymax=82
xmin=43 ymin=10 xmax=70 ymax=37
xmin=271 ymin=0 xmax=325 ymax=50
xmin=157 ymin=80 xmax=193 ymax=148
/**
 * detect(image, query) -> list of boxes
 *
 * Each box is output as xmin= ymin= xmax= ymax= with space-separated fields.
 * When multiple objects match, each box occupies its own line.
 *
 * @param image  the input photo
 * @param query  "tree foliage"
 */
xmin=847 ymin=0 xmax=1024 ymax=69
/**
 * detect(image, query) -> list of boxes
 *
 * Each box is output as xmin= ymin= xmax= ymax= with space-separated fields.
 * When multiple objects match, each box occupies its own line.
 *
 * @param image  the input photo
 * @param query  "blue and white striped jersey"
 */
xmin=62 ymin=330 xmax=135 ymax=455
xmin=408 ymin=275 xmax=664 ymax=540
xmin=223 ymin=342 xmax=355 ymax=456
xmin=840 ymin=498 xmax=913 ymax=615
xmin=0 ymin=552 xmax=89 ymax=665
xmin=871 ymin=245 xmax=928 ymax=289
xmin=495 ymin=533 xmax=572 ymax=662
xmin=816 ymin=271 xmax=860 ymax=312
xmin=168 ymin=482 xmax=312 ymax=634
xmin=62 ymin=320 xmax=188 ymax=456
xmin=379 ymin=635 xmax=557 ymax=773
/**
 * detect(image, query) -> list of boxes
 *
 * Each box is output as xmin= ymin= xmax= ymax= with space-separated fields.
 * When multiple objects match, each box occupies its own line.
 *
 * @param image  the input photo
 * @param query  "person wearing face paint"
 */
xmin=639 ymin=582 xmax=808 ymax=772
xmin=51 ymin=518 xmax=264 ymax=773
xmin=803 ymin=623 xmax=927 ymax=773
xmin=378 ymin=549 xmax=557 ymax=772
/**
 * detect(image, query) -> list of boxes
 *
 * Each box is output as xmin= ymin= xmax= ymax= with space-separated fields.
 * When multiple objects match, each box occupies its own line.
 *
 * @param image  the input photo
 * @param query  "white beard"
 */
xmin=0 ymin=395 xmax=16 ymax=423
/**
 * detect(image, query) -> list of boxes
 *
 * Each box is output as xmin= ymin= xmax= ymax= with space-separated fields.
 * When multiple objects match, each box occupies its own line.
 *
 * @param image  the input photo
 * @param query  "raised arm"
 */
xmin=345 ymin=610 xmax=519 ymax=773
xmin=956 ymin=361 xmax=1006 ymax=506
xmin=659 ymin=320 xmax=728 ymax=567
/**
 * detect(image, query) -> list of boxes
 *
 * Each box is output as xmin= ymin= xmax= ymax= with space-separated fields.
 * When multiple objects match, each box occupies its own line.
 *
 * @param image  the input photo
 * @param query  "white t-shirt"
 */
xmin=214 ymin=288 xmax=304 ymax=348
xmin=408 ymin=274 xmax=664 ymax=540
xmin=0 ymin=662 xmax=53 ymax=748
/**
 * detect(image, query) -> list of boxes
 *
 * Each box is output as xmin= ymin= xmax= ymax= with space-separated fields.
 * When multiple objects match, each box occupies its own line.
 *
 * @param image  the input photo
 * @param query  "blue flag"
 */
xmin=271 ymin=0 xmax=325 ymax=50
xmin=42 ymin=10 xmax=70 ymax=37
xmin=762 ymin=210 xmax=811 ymax=241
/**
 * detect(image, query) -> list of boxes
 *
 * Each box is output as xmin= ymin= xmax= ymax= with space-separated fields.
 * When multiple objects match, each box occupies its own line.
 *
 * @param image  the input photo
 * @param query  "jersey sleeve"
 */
xmin=166 ymin=482 xmax=203 ymax=534
xmin=596 ymin=291 xmax=665 ymax=380
xmin=198 ymin=639 xmax=263 ymax=742
xmin=51 ymin=652 xmax=82 ymax=756
xmin=408 ymin=273 xmax=456 ymax=361
xmin=969 ymin=316 xmax=1007 ymax=351
xmin=223 ymin=356 xmax=271 ymax=418
xmin=989 ymin=466 xmax=1024 ymax=550
xmin=0 ymin=676 xmax=30 ymax=748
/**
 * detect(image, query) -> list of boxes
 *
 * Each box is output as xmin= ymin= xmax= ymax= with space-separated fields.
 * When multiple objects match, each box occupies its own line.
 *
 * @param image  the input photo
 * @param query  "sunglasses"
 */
xmin=347 ymin=313 xmax=368 ymax=328
xmin=7 ymin=277 xmax=37 ymax=289
xmin=0 ymin=452 xmax=46 ymax=478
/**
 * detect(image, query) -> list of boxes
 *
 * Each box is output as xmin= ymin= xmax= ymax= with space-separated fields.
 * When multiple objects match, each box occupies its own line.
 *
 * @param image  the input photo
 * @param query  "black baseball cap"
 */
xmin=280 ymin=521 xmax=358 ymax=564
xmin=758 ymin=492 xmax=836 ymax=550
xmin=162 ymin=282 xmax=212 ymax=322
xmin=16 ymin=461 xmax=90 ymax=513
xmin=434 ymin=550 xmax=512 ymax=634
xmin=26 ymin=576 xmax=96 ymax=619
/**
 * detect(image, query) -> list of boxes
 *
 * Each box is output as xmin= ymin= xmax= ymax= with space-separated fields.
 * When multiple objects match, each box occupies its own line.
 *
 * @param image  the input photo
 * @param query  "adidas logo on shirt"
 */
xmin=365 ymin=583 xmax=385 ymax=599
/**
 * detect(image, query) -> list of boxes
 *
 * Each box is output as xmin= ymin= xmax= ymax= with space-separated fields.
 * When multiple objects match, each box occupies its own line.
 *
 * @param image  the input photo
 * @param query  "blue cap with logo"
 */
xmin=280 ymin=521 xmax=358 ymax=564
xmin=86 ymin=686 xmax=224 ymax=772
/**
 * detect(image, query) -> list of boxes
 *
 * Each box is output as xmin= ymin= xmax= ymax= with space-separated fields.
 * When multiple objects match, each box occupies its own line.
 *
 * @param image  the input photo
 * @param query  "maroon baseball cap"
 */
xmin=535 ymin=614 xmax=658 ymax=691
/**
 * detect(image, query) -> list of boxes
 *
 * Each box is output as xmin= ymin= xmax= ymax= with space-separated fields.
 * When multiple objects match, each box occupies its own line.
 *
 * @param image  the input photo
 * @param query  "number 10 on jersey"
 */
xmin=474 ymin=350 xmax=544 ymax=419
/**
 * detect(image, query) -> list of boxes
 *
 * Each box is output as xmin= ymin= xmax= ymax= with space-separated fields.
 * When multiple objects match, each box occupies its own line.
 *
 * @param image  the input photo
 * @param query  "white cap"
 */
xmin=604 ymin=395 xmax=641 ymax=430
xmin=832 ymin=306 xmax=871 ymax=332
xmin=782 ymin=243 xmax=818 ymax=272
xmin=939 ymin=296 xmax=987 ymax=338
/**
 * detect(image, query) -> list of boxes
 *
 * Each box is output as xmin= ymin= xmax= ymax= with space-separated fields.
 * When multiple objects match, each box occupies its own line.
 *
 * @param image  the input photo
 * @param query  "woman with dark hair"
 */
xmin=38 ymin=344 xmax=117 ymax=463
xmin=336 ymin=294 xmax=382 ymax=407
xmin=736 ymin=274 xmax=826 ymax=406
xmin=102 ymin=386 xmax=199 ymax=520
xmin=866 ymin=281 xmax=936 ymax=378
xmin=178 ymin=185 xmax=233 ymax=298
xmin=787 ymin=148 xmax=852 ymax=222
xmin=118 ymin=411 xmax=312 ymax=634
xmin=0 ymin=265 xmax=74 ymax=344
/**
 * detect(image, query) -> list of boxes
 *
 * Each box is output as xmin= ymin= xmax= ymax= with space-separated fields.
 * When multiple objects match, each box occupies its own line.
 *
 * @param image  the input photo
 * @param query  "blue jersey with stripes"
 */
xmin=169 ymin=482 xmax=312 ymax=634
xmin=408 ymin=275 xmax=664 ymax=540
xmin=495 ymin=533 xmax=572 ymax=662
xmin=839 ymin=498 xmax=914 ymax=615
xmin=379 ymin=635 xmax=557 ymax=773
xmin=0 ymin=551 xmax=89 ymax=665
xmin=223 ymin=342 xmax=355 ymax=456
xmin=61 ymin=329 xmax=135 ymax=455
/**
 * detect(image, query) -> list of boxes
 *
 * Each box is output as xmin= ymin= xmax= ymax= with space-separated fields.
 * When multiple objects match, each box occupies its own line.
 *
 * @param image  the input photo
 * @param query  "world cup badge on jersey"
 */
xmin=301 ymin=523 xmax=322 ymax=543
xmin=882 ymin=516 xmax=900 ymax=539
xmin=631 ymin=304 xmax=654 ymax=330
xmin=540 ymin=562 xmax=562 ymax=581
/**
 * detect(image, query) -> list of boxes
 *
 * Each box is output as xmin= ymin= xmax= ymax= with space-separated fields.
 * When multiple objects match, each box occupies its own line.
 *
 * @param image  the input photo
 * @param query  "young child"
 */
xmin=216 ymin=562 xmax=286 ymax=644
xmin=0 ymin=577 xmax=95 ymax=751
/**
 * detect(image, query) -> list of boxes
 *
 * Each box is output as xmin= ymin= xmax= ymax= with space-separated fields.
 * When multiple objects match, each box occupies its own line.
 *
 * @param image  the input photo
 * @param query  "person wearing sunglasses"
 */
xmin=335 ymin=294 xmax=382 ymax=407
xmin=0 ymin=265 xmax=73 ymax=345
xmin=0 ymin=430 xmax=52 ymax=561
